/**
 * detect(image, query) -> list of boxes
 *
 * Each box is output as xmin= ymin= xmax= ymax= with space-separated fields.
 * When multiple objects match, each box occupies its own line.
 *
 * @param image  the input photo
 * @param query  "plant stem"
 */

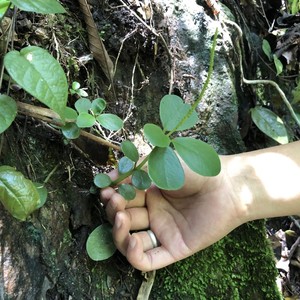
xmin=111 ymin=154 xmax=150 ymax=186
xmin=166 ymin=28 xmax=218 ymax=137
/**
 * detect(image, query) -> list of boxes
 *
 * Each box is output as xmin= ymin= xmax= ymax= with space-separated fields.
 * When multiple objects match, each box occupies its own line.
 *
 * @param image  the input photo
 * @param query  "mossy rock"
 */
xmin=152 ymin=220 xmax=282 ymax=299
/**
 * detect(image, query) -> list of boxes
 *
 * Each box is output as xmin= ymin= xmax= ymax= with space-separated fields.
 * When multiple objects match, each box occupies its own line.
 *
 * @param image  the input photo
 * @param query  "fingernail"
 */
xmin=115 ymin=214 xmax=122 ymax=229
xmin=129 ymin=236 xmax=137 ymax=249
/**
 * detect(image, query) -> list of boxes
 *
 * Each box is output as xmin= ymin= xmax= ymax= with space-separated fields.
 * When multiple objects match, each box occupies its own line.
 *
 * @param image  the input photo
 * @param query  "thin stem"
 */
xmin=111 ymin=154 xmax=150 ymax=186
xmin=166 ymin=28 xmax=218 ymax=136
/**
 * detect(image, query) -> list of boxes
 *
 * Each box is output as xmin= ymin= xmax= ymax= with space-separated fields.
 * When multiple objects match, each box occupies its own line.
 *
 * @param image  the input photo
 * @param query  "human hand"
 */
xmin=100 ymin=157 xmax=245 ymax=271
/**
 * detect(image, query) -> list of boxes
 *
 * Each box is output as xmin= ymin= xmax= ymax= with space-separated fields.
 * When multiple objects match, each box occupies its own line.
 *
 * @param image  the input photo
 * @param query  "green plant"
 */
xmin=262 ymin=39 xmax=283 ymax=76
xmin=87 ymin=29 xmax=221 ymax=261
xmin=0 ymin=0 xmax=66 ymax=221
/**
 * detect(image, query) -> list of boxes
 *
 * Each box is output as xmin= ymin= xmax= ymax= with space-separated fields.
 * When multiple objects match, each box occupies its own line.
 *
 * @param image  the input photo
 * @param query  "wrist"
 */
xmin=224 ymin=143 xmax=300 ymax=223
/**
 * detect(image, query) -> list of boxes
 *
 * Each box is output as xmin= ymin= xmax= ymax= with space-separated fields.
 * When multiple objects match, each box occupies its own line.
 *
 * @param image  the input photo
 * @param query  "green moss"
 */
xmin=153 ymin=220 xmax=282 ymax=300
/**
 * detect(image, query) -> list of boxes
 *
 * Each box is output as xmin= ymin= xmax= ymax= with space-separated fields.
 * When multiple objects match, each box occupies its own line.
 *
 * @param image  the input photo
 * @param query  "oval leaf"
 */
xmin=91 ymin=98 xmax=106 ymax=115
xmin=172 ymin=137 xmax=221 ymax=176
xmin=148 ymin=147 xmax=184 ymax=190
xmin=94 ymin=173 xmax=112 ymax=188
xmin=0 ymin=166 xmax=40 ymax=221
xmin=118 ymin=184 xmax=136 ymax=200
xmin=61 ymin=122 xmax=81 ymax=139
xmin=160 ymin=95 xmax=198 ymax=131
xmin=76 ymin=112 xmax=95 ymax=128
xmin=118 ymin=157 xmax=135 ymax=174
xmin=132 ymin=170 xmax=152 ymax=190
xmin=33 ymin=182 xmax=48 ymax=209
xmin=10 ymin=0 xmax=66 ymax=14
xmin=86 ymin=224 xmax=116 ymax=261
xmin=143 ymin=123 xmax=170 ymax=147
xmin=262 ymin=39 xmax=272 ymax=61
xmin=97 ymin=113 xmax=123 ymax=131
xmin=121 ymin=140 xmax=139 ymax=163
xmin=75 ymin=98 xmax=92 ymax=113
xmin=0 ymin=95 xmax=17 ymax=134
xmin=251 ymin=107 xmax=289 ymax=144
xmin=62 ymin=107 xmax=78 ymax=121
xmin=4 ymin=46 xmax=68 ymax=118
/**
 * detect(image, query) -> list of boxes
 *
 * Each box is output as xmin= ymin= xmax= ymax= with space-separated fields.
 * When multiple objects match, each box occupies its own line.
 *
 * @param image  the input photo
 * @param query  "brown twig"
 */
xmin=16 ymin=102 xmax=121 ymax=151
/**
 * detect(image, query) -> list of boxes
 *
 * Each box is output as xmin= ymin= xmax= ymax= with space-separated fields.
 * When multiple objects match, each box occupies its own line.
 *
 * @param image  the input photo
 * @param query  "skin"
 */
xmin=100 ymin=141 xmax=300 ymax=271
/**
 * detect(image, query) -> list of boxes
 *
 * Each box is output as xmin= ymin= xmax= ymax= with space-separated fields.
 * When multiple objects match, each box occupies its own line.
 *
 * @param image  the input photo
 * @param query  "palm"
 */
xmin=101 ymin=168 xmax=242 ymax=271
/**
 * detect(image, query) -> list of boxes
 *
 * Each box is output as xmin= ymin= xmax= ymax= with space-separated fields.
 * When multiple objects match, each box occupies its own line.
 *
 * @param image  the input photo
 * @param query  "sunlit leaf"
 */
xmin=143 ymin=123 xmax=170 ymax=147
xmin=172 ymin=137 xmax=221 ymax=176
xmin=76 ymin=112 xmax=95 ymax=128
xmin=132 ymin=170 xmax=151 ymax=190
xmin=0 ymin=166 xmax=40 ymax=221
xmin=61 ymin=122 xmax=81 ymax=139
xmin=160 ymin=94 xmax=198 ymax=131
xmin=0 ymin=0 xmax=11 ymax=18
xmin=86 ymin=224 xmax=116 ymax=261
xmin=97 ymin=114 xmax=123 ymax=131
xmin=94 ymin=173 xmax=112 ymax=188
xmin=0 ymin=95 xmax=17 ymax=134
xmin=118 ymin=157 xmax=135 ymax=174
xmin=148 ymin=146 xmax=184 ymax=190
xmin=121 ymin=140 xmax=139 ymax=163
xmin=75 ymin=98 xmax=91 ymax=113
xmin=118 ymin=184 xmax=136 ymax=200
xmin=10 ymin=0 xmax=66 ymax=14
xmin=4 ymin=46 xmax=68 ymax=118
xmin=251 ymin=106 xmax=289 ymax=144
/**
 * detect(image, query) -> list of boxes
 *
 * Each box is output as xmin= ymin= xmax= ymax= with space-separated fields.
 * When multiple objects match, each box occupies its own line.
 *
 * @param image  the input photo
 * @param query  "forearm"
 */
xmin=225 ymin=141 xmax=300 ymax=221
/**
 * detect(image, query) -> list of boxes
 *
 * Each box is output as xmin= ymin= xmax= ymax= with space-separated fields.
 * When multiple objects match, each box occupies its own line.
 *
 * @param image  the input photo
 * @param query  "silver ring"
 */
xmin=147 ymin=230 xmax=160 ymax=248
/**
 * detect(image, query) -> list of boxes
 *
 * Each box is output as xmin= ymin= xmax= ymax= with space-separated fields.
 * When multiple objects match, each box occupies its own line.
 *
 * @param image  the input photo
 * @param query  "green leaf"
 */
xmin=0 ymin=95 xmax=17 ymax=134
xmin=251 ymin=107 xmax=289 ymax=144
xmin=118 ymin=157 xmax=135 ymax=174
xmin=160 ymin=95 xmax=198 ymax=131
xmin=148 ymin=147 xmax=184 ymax=190
xmin=33 ymin=182 xmax=48 ymax=209
xmin=96 ymin=114 xmax=123 ymax=131
xmin=172 ymin=137 xmax=221 ymax=176
xmin=118 ymin=184 xmax=136 ymax=200
xmin=132 ymin=170 xmax=151 ymax=190
xmin=273 ymin=55 xmax=283 ymax=76
xmin=76 ymin=112 xmax=95 ymax=128
xmin=94 ymin=174 xmax=112 ymax=188
xmin=0 ymin=0 xmax=11 ymax=18
xmin=10 ymin=0 xmax=66 ymax=14
xmin=121 ymin=140 xmax=139 ymax=163
xmin=4 ymin=46 xmax=68 ymax=118
xmin=262 ymin=39 xmax=272 ymax=61
xmin=61 ymin=122 xmax=81 ymax=139
xmin=91 ymin=98 xmax=106 ymax=115
xmin=86 ymin=224 xmax=116 ymax=261
xmin=0 ymin=166 xmax=40 ymax=221
xmin=143 ymin=123 xmax=170 ymax=147
xmin=75 ymin=98 xmax=92 ymax=113
xmin=72 ymin=81 xmax=80 ymax=90
xmin=62 ymin=107 xmax=78 ymax=121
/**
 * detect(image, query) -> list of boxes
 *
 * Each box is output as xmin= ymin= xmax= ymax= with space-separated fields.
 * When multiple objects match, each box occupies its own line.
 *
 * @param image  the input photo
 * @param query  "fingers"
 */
xmin=100 ymin=187 xmax=146 ymax=208
xmin=126 ymin=234 xmax=176 ymax=271
xmin=112 ymin=212 xmax=176 ymax=271
xmin=113 ymin=210 xmax=150 ymax=254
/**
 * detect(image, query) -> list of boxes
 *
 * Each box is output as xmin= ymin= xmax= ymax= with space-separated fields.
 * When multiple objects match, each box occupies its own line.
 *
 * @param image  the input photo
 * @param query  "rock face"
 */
xmin=0 ymin=1 xmax=281 ymax=299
